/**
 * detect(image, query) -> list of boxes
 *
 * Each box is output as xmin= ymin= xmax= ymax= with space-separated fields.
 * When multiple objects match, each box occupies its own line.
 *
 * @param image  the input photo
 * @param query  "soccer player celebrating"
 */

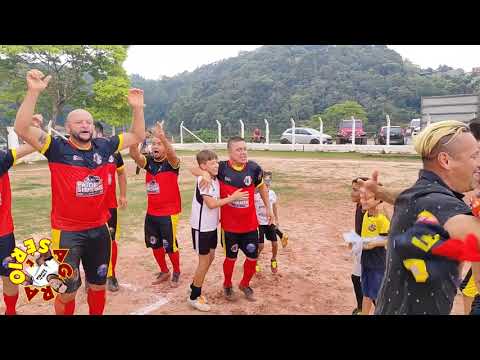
xmin=193 ymin=137 xmax=273 ymax=301
xmin=14 ymin=69 xmax=145 ymax=315
xmin=129 ymin=121 xmax=182 ymax=287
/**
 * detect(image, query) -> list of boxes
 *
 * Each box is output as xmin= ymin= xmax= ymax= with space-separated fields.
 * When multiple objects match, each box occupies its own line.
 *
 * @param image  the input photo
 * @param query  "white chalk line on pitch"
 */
xmin=129 ymin=297 xmax=169 ymax=315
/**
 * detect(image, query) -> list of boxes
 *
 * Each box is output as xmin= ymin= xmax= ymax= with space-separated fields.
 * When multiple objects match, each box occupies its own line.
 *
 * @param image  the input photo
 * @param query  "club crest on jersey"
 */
xmin=146 ymin=180 xmax=160 ymax=194
xmin=149 ymin=236 xmax=158 ymax=245
xmin=93 ymin=153 xmax=102 ymax=165
xmin=243 ymin=176 xmax=252 ymax=186
xmin=76 ymin=175 xmax=104 ymax=197
xmin=368 ymin=223 xmax=377 ymax=232
xmin=108 ymin=155 xmax=114 ymax=163
xmin=231 ymin=244 xmax=239 ymax=253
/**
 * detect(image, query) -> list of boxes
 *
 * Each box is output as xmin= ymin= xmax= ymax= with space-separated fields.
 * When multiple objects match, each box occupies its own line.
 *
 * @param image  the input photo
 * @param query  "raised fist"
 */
xmin=26 ymin=69 xmax=51 ymax=93
xmin=127 ymin=88 xmax=144 ymax=108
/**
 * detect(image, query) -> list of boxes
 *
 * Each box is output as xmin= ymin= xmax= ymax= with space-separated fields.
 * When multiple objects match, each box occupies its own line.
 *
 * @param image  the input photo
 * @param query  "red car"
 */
xmin=336 ymin=119 xmax=367 ymax=145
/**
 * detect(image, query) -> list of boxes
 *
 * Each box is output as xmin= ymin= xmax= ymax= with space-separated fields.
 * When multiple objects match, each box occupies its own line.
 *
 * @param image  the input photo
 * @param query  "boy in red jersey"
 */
xmin=192 ymin=137 xmax=273 ymax=301
xmin=129 ymin=121 xmax=182 ymax=287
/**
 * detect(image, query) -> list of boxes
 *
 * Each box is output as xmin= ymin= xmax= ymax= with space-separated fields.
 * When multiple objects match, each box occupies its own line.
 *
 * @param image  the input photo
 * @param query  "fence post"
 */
xmin=239 ymin=119 xmax=245 ymax=139
xmin=264 ymin=118 xmax=269 ymax=144
xmin=291 ymin=118 xmax=296 ymax=151
xmin=319 ymin=117 xmax=323 ymax=144
xmin=216 ymin=120 xmax=222 ymax=144
xmin=180 ymin=121 xmax=184 ymax=144
xmin=351 ymin=116 xmax=356 ymax=146
xmin=386 ymin=114 xmax=391 ymax=146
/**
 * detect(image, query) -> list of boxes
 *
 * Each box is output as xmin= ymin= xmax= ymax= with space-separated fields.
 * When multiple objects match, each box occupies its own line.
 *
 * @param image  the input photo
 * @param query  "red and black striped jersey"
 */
xmin=218 ymin=160 xmax=264 ymax=233
xmin=143 ymin=156 xmax=181 ymax=216
xmin=0 ymin=149 xmax=16 ymax=237
xmin=41 ymin=134 xmax=123 ymax=231
xmin=106 ymin=152 xmax=125 ymax=209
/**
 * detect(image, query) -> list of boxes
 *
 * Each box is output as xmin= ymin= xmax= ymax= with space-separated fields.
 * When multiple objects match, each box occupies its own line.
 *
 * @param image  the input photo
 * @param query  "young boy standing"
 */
xmin=188 ymin=150 xmax=248 ymax=311
xmin=359 ymin=196 xmax=390 ymax=315
xmin=255 ymin=171 xmax=282 ymax=273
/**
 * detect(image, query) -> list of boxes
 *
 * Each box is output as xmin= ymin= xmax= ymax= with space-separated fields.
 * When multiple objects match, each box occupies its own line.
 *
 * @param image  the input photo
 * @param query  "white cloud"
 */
xmin=123 ymin=45 xmax=262 ymax=79
xmin=388 ymin=45 xmax=480 ymax=71
xmin=123 ymin=45 xmax=480 ymax=80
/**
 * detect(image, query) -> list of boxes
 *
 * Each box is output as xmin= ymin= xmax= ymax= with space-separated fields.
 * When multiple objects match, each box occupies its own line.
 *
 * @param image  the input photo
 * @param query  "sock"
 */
xmin=223 ymin=258 xmax=236 ymax=287
xmin=3 ymin=293 xmax=18 ymax=315
xmin=54 ymin=296 xmax=75 ymax=315
xmin=153 ymin=248 xmax=169 ymax=273
xmin=240 ymin=258 xmax=257 ymax=288
xmin=168 ymin=251 xmax=180 ymax=273
xmin=87 ymin=288 xmax=106 ymax=315
xmin=190 ymin=284 xmax=202 ymax=301
xmin=111 ymin=240 xmax=118 ymax=277
xmin=351 ymin=274 xmax=363 ymax=310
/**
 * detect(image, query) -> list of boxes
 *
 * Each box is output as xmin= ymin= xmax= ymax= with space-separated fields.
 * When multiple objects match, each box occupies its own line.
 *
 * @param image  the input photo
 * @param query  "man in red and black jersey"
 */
xmin=0 ymin=120 xmax=39 ymax=315
xmin=194 ymin=137 xmax=274 ymax=301
xmin=14 ymin=69 xmax=145 ymax=315
xmin=94 ymin=121 xmax=127 ymax=293
xmin=130 ymin=121 xmax=182 ymax=287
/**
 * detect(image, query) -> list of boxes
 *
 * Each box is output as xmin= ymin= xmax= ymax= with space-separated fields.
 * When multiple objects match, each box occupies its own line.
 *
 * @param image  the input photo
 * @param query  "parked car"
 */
xmin=336 ymin=119 xmax=367 ymax=144
xmin=405 ymin=118 xmax=421 ymax=137
xmin=374 ymin=126 xmax=405 ymax=145
xmin=280 ymin=127 xmax=332 ymax=144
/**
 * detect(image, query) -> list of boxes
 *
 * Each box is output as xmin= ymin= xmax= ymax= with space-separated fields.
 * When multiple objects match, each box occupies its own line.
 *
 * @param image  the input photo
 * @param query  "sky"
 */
xmin=123 ymin=45 xmax=480 ymax=80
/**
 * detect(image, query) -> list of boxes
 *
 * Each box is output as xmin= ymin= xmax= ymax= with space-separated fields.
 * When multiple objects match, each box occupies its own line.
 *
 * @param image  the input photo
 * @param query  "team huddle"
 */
xmin=0 ymin=69 xmax=288 ymax=315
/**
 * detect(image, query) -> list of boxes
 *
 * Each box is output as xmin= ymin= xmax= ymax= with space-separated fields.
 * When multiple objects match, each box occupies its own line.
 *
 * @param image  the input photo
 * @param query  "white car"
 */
xmin=280 ymin=127 xmax=332 ymax=144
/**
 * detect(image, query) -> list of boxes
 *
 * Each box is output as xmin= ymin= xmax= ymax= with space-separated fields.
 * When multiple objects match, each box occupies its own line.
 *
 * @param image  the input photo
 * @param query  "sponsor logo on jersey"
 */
xmin=76 ymin=175 xmax=104 ymax=197
xmin=230 ymin=199 xmax=249 ymax=208
xmin=73 ymin=155 xmax=83 ymax=161
xmin=146 ymin=180 xmax=160 ymax=194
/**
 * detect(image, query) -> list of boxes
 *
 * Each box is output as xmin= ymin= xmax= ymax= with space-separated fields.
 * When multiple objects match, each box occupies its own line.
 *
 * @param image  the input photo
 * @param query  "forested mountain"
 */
xmin=130 ymin=45 xmax=480 ymax=135
xmin=2 ymin=45 xmax=478 ymax=138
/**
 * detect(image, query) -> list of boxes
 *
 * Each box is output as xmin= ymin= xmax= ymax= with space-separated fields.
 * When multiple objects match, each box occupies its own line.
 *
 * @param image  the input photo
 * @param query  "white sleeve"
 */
xmin=270 ymin=191 xmax=277 ymax=204
xmin=198 ymin=177 xmax=216 ymax=197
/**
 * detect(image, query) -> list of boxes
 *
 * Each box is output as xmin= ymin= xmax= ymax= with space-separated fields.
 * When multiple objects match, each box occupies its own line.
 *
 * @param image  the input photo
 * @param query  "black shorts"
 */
xmin=51 ymin=225 xmax=111 ymax=293
xmin=108 ymin=208 xmax=119 ymax=242
xmin=191 ymin=229 xmax=217 ymax=255
xmin=221 ymin=230 xmax=258 ymax=259
xmin=0 ymin=233 xmax=15 ymax=277
xmin=145 ymin=214 xmax=179 ymax=253
xmin=258 ymin=225 xmax=277 ymax=244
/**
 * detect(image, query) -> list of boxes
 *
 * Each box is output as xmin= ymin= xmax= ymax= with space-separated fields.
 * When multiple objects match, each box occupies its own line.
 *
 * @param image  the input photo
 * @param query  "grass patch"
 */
xmin=171 ymin=150 xmax=420 ymax=162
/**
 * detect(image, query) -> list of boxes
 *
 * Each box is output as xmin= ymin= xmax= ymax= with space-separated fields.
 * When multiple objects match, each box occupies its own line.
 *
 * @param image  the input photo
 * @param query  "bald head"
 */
xmin=65 ymin=109 xmax=94 ymax=145
xmin=66 ymin=109 xmax=94 ymax=125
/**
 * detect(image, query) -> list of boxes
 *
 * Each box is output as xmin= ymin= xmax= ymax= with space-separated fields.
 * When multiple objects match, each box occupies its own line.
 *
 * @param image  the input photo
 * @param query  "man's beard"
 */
xmin=70 ymin=131 xmax=93 ymax=144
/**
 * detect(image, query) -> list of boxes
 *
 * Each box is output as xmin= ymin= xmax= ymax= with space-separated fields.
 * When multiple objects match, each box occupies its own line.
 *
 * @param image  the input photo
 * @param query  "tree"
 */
xmin=86 ymin=75 xmax=131 ymax=129
xmin=308 ymin=100 xmax=368 ymax=134
xmin=0 ymin=45 xmax=129 ymax=127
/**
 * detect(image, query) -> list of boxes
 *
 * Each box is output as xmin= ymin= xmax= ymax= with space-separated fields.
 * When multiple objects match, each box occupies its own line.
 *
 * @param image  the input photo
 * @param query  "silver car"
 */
xmin=280 ymin=127 xmax=332 ymax=144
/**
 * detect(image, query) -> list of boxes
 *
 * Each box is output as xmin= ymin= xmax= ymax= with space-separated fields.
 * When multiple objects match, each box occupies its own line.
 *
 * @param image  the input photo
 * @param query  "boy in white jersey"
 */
xmin=255 ymin=171 xmax=286 ymax=273
xmin=188 ymin=150 xmax=248 ymax=311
